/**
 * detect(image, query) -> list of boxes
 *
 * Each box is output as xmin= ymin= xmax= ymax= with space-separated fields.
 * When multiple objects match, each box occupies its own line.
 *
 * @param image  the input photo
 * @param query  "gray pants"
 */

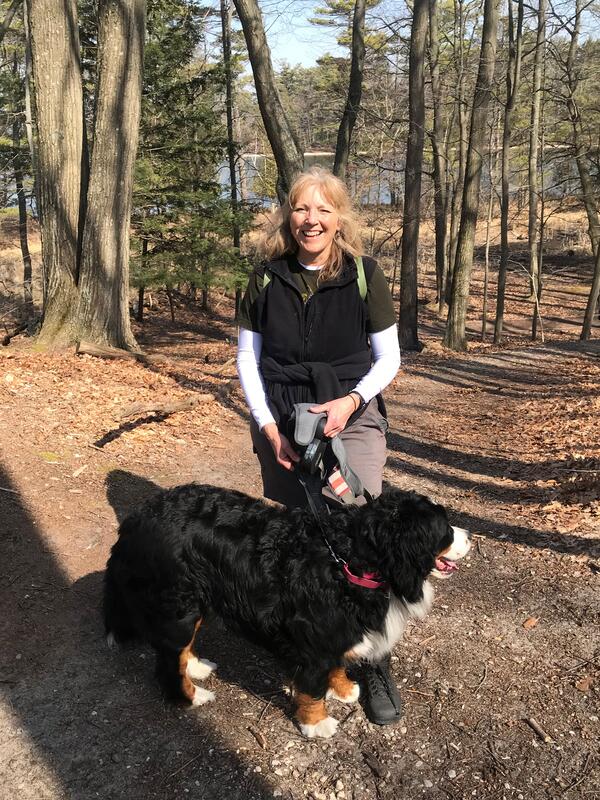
xmin=250 ymin=399 xmax=388 ymax=509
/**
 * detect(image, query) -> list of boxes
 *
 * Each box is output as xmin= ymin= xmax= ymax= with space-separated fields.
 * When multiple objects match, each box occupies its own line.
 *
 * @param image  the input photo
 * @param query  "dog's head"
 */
xmin=357 ymin=488 xmax=471 ymax=602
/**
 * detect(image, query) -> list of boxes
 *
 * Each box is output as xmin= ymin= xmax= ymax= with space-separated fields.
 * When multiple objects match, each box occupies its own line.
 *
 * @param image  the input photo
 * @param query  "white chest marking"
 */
xmin=351 ymin=581 xmax=434 ymax=663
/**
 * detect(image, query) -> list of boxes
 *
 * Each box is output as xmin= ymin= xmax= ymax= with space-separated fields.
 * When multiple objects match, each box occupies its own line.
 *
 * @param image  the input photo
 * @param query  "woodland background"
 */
xmin=0 ymin=1 xmax=599 ymax=799
xmin=0 ymin=0 xmax=600 ymax=349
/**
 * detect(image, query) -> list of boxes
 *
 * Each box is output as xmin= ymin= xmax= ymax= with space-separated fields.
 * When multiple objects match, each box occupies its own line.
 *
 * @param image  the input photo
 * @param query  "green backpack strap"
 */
xmin=355 ymin=256 xmax=367 ymax=301
xmin=262 ymin=259 xmax=367 ymax=298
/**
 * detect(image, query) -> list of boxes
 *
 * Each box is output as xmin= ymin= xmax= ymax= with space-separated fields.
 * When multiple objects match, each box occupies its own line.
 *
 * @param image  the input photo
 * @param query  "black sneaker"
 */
xmin=362 ymin=661 xmax=403 ymax=725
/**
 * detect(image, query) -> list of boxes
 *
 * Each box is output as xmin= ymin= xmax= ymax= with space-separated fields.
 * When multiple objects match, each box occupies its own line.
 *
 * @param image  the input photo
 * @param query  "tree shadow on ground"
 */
xmin=385 ymin=444 xmax=599 ymax=559
xmin=407 ymin=346 xmax=598 ymax=395
xmin=105 ymin=470 xmax=292 ymax=712
xmin=0 ymin=462 xmax=283 ymax=800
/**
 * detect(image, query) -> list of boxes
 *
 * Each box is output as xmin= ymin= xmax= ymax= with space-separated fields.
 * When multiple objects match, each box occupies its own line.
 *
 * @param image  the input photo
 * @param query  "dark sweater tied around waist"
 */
xmin=260 ymin=351 xmax=372 ymax=430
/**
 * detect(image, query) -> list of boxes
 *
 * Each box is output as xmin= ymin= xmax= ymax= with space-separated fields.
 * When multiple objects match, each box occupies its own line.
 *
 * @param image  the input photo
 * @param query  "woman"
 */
xmin=236 ymin=167 xmax=402 ymax=725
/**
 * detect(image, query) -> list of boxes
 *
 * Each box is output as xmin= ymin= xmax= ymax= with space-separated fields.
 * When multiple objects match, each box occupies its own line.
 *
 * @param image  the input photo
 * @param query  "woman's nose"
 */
xmin=305 ymin=208 xmax=318 ymax=224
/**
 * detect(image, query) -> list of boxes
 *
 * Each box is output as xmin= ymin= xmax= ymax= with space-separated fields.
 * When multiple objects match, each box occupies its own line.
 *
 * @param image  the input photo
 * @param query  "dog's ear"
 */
xmin=366 ymin=492 xmax=453 ymax=602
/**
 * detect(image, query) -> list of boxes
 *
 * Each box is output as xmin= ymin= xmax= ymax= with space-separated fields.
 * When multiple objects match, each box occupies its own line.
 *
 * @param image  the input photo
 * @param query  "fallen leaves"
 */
xmin=522 ymin=616 xmax=539 ymax=630
xmin=575 ymin=676 xmax=594 ymax=692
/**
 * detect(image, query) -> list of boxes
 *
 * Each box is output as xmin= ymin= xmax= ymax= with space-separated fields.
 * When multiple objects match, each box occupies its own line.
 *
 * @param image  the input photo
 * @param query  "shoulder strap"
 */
xmin=263 ymin=259 xmax=367 ymax=298
xmin=355 ymin=256 xmax=367 ymax=301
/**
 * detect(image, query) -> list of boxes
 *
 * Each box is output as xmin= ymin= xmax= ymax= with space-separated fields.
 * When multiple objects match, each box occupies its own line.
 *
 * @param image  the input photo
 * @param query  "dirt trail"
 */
xmin=0 ymin=335 xmax=599 ymax=800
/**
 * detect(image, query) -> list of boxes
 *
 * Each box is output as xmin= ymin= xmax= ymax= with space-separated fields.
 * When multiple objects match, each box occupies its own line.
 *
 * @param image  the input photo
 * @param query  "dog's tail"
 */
xmin=103 ymin=555 xmax=137 ymax=647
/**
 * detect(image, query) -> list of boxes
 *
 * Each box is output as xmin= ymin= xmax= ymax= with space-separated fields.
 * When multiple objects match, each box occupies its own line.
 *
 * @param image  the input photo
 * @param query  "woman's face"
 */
xmin=289 ymin=185 xmax=341 ymax=266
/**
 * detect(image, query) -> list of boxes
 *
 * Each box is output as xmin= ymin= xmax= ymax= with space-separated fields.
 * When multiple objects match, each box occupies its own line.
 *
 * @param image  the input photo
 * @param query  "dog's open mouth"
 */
xmin=435 ymin=556 xmax=459 ymax=574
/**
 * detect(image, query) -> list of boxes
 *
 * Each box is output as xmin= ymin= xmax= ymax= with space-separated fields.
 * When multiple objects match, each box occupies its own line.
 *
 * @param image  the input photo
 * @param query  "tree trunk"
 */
xmin=398 ymin=0 xmax=428 ymax=351
xmin=23 ymin=1 xmax=39 ymax=224
xmin=581 ymin=246 xmax=600 ymax=339
xmin=428 ymin=0 xmax=447 ymax=309
xmin=565 ymin=0 xmax=600 ymax=257
xmin=494 ymin=0 xmax=523 ymax=344
xmin=333 ymin=0 xmax=366 ymax=180
xmin=137 ymin=285 xmax=145 ymax=323
xmin=528 ymin=0 xmax=546 ymax=307
xmin=29 ymin=0 xmax=144 ymax=349
xmin=532 ymin=120 xmax=546 ymax=341
xmin=76 ymin=0 xmax=144 ymax=349
xmin=13 ymin=117 xmax=33 ymax=314
xmin=482 ymin=108 xmax=500 ymax=341
xmin=221 ymin=0 xmax=243 ymax=321
xmin=446 ymin=0 xmax=468 ymax=302
xmin=232 ymin=0 xmax=303 ymax=199
xmin=0 ymin=0 xmax=20 ymax=46
xmin=11 ymin=51 xmax=32 ymax=315
xmin=27 ymin=0 xmax=84 ymax=342
xmin=443 ymin=0 xmax=499 ymax=351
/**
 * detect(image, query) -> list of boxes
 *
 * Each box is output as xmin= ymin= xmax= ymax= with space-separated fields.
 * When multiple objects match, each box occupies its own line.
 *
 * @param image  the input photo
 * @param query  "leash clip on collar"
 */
xmin=296 ymin=472 xmax=388 ymax=592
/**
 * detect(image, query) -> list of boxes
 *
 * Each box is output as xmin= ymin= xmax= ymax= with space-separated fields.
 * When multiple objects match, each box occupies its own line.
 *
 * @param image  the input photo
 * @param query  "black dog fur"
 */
xmin=104 ymin=484 xmax=460 ymax=733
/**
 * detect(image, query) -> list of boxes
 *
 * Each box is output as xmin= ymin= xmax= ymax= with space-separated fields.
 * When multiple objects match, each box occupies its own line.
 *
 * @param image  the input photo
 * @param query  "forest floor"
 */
xmin=1 ymin=232 xmax=600 ymax=800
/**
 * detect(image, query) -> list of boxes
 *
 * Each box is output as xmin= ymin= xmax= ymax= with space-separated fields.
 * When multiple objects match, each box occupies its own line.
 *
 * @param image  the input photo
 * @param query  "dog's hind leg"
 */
xmin=185 ymin=619 xmax=217 ymax=682
xmin=293 ymin=668 xmax=339 ymax=739
xmin=155 ymin=620 xmax=215 ymax=707
xmin=326 ymin=667 xmax=360 ymax=703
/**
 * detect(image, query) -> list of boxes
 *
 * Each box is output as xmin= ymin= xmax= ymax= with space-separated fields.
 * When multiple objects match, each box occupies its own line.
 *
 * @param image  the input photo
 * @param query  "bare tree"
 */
xmin=446 ymin=0 xmax=470 ymax=301
xmin=444 ymin=0 xmax=499 ymax=351
xmin=28 ymin=0 xmax=85 ymax=339
xmin=220 ymin=0 xmax=243 ymax=319
xmin=27 ymin=0 xmax=145 ymax=348
xmin=563 ymin=0 xmax=600 ymax=256
xmin=333 ymin=0 xmax=365 ymax=180
xmin=428 ymin=0 xmax=448 ymax=309
xmin=493 ymin=0 xmax=524 ymax=344
xmin=0 ymin=0 xmax=20 ymax=46
xmin=528 ymin=0 xmax=546 ymax=337
xmin=581 ymin=247 xmax=600 ymax=340
xmin=232 ymin=0 xmax=303 ymax=198
xmin=482 ymin=107 xmax=500 ymax=340
xmin=398 ymin=0 xmax=429 ymax=351
xmin=76 ymin=0 xmax=145 ymax=348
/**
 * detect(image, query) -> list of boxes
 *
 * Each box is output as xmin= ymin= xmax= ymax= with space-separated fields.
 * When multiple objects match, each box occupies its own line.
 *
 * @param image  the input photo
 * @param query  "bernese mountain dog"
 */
xmin=104 ymin=484 xmax=471 ymax=738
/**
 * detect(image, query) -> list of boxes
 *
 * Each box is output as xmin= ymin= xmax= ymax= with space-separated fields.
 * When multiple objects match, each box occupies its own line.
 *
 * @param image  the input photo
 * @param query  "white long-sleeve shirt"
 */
xmin=236 ymin=324 xmax=401 ymax=430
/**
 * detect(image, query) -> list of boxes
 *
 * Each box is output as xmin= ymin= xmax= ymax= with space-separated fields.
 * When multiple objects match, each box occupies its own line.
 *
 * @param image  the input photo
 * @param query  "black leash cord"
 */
xmin=296 ymin=472 xmax=346 ymax=567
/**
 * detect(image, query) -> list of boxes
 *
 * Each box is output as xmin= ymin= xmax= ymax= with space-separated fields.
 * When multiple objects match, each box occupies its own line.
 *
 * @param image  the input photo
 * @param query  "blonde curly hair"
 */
xmin=257 ymin=167 xmax=363 ymax=282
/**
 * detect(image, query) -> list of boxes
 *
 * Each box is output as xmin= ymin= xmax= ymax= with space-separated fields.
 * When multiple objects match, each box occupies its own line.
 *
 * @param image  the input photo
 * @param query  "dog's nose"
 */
xmin=466 ymin=530 xmax=472 ymax=541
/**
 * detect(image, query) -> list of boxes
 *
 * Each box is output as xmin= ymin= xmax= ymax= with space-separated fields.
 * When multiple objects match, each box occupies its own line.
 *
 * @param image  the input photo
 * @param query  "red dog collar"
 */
xmin=342 ymin=563 xmax=389 ymax=590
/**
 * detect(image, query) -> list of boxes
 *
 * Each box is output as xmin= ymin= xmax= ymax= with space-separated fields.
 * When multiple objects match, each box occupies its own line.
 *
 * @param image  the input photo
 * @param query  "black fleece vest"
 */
xmin=253 ymin=255 xmax=376 ymax=430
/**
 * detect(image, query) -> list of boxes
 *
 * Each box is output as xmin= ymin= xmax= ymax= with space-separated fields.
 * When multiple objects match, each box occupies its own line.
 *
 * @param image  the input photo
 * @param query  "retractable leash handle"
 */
xmin=289 ymin=403 xmax=371 ymax=505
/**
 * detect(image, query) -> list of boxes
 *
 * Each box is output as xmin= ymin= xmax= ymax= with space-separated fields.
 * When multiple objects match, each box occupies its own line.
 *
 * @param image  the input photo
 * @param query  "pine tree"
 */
xmin=131 ymin=0 xmax=251 ymax=314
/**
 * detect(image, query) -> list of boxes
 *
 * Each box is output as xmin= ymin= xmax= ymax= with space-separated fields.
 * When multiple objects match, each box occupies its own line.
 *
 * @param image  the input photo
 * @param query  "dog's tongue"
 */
xmin=436 ymin=557 xmax=458 ymax=573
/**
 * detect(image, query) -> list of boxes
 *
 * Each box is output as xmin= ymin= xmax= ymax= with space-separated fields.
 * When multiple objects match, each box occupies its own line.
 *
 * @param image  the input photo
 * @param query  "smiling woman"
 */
xmin=236 ymin=166 xmax=403 ymax=729
xmin=289 ymin=186 xmax=340 ymax=266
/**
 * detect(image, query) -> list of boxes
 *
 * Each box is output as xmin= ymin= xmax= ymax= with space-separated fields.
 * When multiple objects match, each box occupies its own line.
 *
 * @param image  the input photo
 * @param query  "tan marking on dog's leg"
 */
xmin=326 ymin=667 xmax=360 ymax=703
xmin=295 ymin=693 xmax=327 ymax=726
xmin=295 ymin=692 xmax=339 ymax=739
xmin=183 ymin=618 xmax=217 ymax=681
xmin=178 ymin=619 xmax=203 ymax=703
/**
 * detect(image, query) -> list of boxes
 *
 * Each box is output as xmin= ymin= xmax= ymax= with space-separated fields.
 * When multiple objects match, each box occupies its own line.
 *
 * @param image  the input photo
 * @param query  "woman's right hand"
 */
xmin=261 ymin=423 xmax=300 ymax=471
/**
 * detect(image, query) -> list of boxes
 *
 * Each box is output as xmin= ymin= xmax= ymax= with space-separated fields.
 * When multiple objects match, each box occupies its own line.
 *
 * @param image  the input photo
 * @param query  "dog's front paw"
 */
xmin=326 ymin=682 xmax=360 ymax=704
xmin=187 ymin=656 xmax=217 ymax=681
xmin=191 ymin=687 xmax=215 ymax=706
xmin=299 ymin=716 xmax=339 ymax=739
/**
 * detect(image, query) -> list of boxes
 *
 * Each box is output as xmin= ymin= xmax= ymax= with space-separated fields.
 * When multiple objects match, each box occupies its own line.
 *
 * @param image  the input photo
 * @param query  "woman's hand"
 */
xmin=309 ymin=395 xmax=357 ymax=438
xmin=261 ymin=423 xmax=300 ymax=471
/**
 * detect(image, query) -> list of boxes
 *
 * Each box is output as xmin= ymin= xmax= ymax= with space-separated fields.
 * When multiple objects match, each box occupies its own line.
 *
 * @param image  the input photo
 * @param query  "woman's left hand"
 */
xmin=309 ymin=395 xmax=357 ymax=438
